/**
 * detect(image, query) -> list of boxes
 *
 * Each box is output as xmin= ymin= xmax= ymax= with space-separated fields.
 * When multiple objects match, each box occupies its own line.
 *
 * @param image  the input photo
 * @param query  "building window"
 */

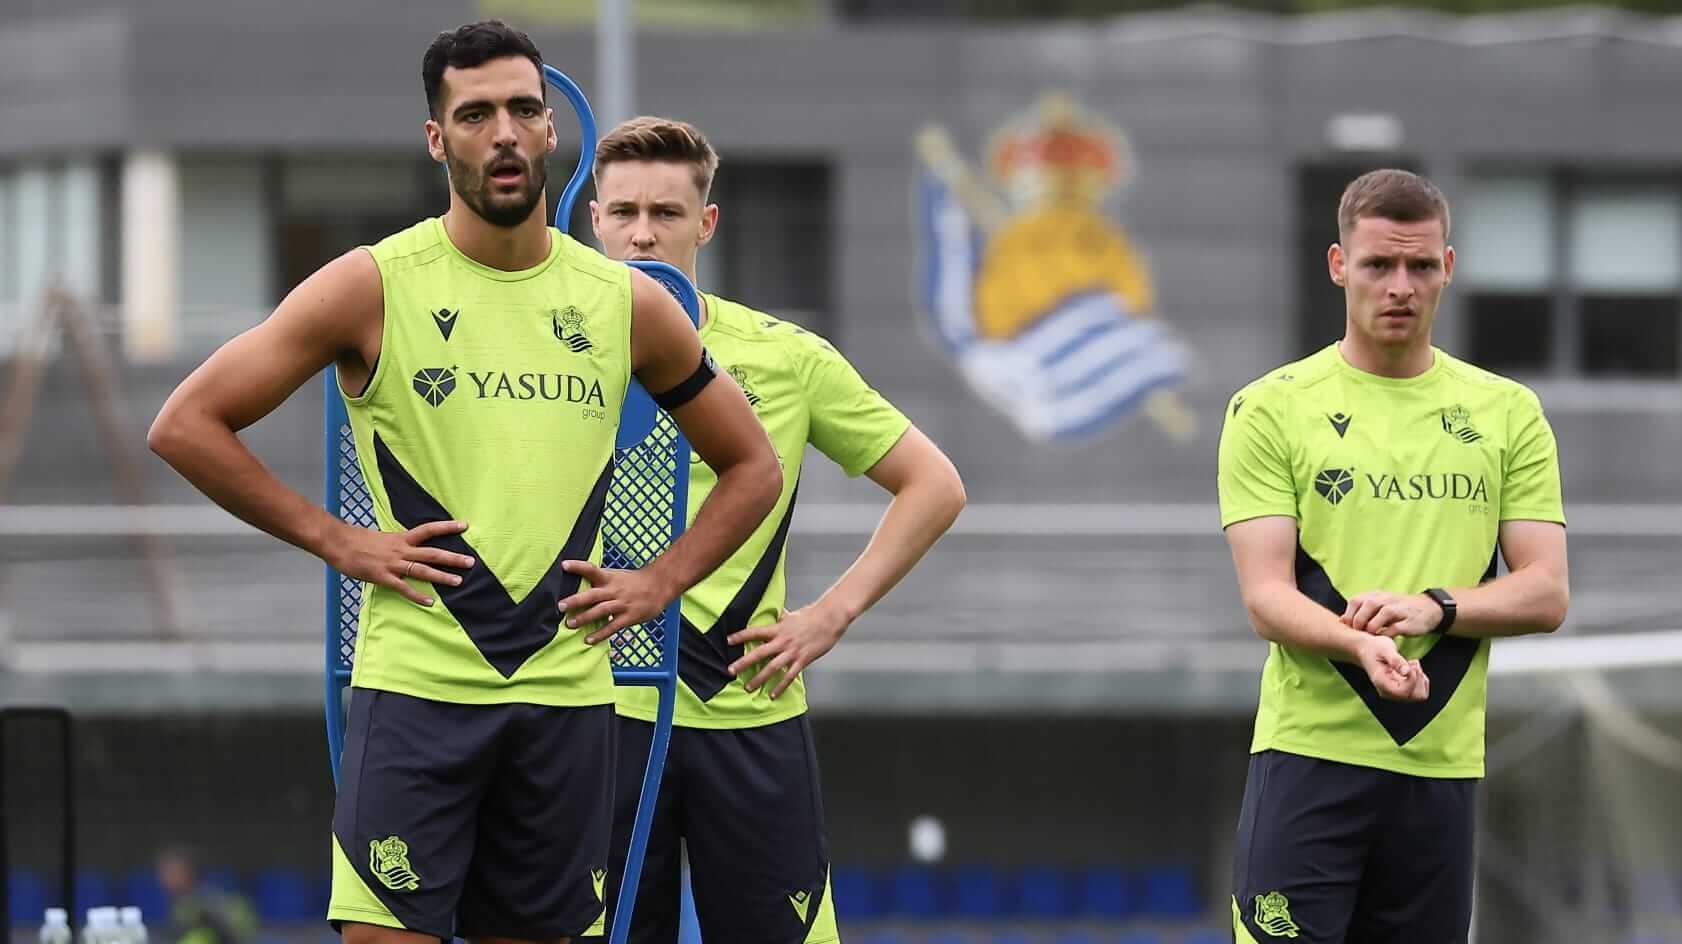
xmin=706 ymin=160 xmax=832 ymax=335
xmin=1459 ymin=171 xmax=1682 ymax=378
xmin=1466 ymin=294 xmax=1552 ymax=373
xmin=1580 ymin=295 xmax=1679 ymax=375
xmin=579 ymin=158 xmax=835 ymax=336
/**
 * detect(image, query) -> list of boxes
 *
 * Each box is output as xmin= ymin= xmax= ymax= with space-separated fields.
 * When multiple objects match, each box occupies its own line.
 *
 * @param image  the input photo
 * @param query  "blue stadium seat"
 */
xmin=74 ymin=870 xmax=110 ymax=912
xmin=1015 ymin=866 xmax=1074 ymax=919
xmin=1078 ymin=866 xmax=1130 ymax=919
xmin=1115 ymin=930 xmax=1166 ymax=944
xmin=952 ymin=864 xmax=1009 ymax=918
xmin=990 ymin=932 xmax=1034 ymax=944
xmin=1179 ymin=928 xmax=1227 ymax=944
xmin=830 ymin=867 xmax=884 ymax=921
xmin=200 ymin=868 xmax=241 ymax=895
xmin=927 ymin=933 xmax=975 ymax=944
xmin=1137 ymin=866 xmax=1199 ymax=919
xmin=253 ymin=868 xmax=319 ymax=923
xmin=8 ymin=870 xmax=48 ymax=926
xmin=886 ymin=865 xmax=943 ymax=919
xmin=855 ymin=933 xmax=907 ymax=944
xmin=123 ymin=870 xmax=172 ymax=925
xmin=1633 ymin=870 xmax=1681 ymax=913
xmin=1050 ymin=930 xmax=1102 ymax=944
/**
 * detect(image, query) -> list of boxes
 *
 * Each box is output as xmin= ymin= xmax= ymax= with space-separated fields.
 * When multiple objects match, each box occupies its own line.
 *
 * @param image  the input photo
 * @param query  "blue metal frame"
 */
xmin=325 ymin=64 xmax=692 ymax=944
xmin=323 ymin=378 xmax=351 ymax=783
xmin=605 ymin=259 xmax=696 ymax=944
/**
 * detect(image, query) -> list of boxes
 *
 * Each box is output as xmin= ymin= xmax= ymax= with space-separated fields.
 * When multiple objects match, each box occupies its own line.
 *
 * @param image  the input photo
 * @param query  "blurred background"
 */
xmin=2 ymin=1 xmax=1681 ymax=943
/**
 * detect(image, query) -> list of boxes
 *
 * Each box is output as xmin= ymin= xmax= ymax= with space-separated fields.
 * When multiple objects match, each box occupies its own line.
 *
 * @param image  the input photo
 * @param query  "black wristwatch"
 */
xmin=1424 ymin=588 xmax=1457 ymax=635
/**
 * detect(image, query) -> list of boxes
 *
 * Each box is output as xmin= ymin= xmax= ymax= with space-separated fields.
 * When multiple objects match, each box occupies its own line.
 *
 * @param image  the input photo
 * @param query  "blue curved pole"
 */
xmin=543 ymin=64 xmax=598 ymax=230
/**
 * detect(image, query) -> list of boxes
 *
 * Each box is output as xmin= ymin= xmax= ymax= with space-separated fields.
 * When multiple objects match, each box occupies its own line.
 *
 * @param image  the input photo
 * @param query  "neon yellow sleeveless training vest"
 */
xmin=344 ymin=217 xmax=632 ymax=706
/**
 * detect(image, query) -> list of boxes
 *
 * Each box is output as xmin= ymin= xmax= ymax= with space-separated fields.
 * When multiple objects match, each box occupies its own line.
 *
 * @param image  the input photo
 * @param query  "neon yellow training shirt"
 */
xmin=1218 ymin=344 xmax=1564 ymax=778
xmin=616 ymin=293 xmax=910 ymax=729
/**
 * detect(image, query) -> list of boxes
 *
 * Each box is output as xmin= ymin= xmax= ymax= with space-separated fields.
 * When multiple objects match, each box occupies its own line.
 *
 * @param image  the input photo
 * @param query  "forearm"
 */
xmin=1244 ymin=581 xmax=1373 ymax=663
xmin=813 ymin=478 xmax=964 ymax=625
xmin=644 ymin=459 xmax=778 ymax=601
xmin=1444 ymin=564 xmax=1568 ymax=638
xmin=149 ymin=408 xmax=344 ymax=562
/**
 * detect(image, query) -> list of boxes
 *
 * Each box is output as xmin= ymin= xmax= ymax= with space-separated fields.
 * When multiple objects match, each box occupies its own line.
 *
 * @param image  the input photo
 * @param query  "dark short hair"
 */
xmin=594 ymin=116 xmax=721 ymax=200
xmin=1337 ymin=169 xmax=1451 ymax=241
xmin=422 ymin=20 xmax=544 ymax=120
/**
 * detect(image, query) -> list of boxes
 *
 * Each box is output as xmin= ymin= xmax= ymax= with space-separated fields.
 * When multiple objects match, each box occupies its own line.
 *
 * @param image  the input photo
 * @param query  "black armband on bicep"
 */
xmin=651 ymin=350 xmax=717 ymax=412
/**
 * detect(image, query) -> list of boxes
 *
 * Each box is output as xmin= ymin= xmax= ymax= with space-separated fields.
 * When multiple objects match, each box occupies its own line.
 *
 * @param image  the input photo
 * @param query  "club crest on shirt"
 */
xmin=1440 ymin=404 xmax=1483 ymax=443
xmin=553 ymin=306 xmax=594 ymax=354
xmin=727 ymin=365 xmax=764 ymax=409
xmin=914 ymin=93 xmax=1195 ymax=443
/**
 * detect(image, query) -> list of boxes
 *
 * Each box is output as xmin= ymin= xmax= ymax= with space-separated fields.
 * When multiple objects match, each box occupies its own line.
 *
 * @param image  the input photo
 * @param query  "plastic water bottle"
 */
xmin=39 ymin=908 xmax=72 ymax=944
xmin=118 ymin=908 xmax=147 ymax=944
xmin=82 ymin=907 xmax=118 ymax=944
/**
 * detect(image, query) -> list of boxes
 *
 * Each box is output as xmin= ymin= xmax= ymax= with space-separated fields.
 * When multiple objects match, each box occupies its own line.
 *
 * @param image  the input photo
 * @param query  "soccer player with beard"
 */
xmin=148 ymin=20 xmax=780 ymax=944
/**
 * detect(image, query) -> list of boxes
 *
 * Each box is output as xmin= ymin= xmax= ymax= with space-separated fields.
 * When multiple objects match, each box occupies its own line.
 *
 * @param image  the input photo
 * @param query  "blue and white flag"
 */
xmin=917 ymin=168 xmax=1191 ymax=443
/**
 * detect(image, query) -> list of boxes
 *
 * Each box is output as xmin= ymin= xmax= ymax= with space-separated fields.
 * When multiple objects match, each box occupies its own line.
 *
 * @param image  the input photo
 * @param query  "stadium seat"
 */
xmin=990 ymin=932 xmax=1034 ymax=944
xmin=1015 ymin=866 xmax=1074 ymax=919
xmin=952 ymin=864 xmax=1009 ymax=918
xmin=886 ymin=865 xmax=942 ymax=919
xmin=253 ymin=868 xmax=319 ymax=923
xmin=1115 ymin=931 xmax=1166 ymax=944
xmin=1633 ymin=870 xmax=1681 ymax=913
xmin=927 ymin=933 xmax=975 ymax=944
xmin=8 ymin=869 xmax=48 ymax=926
xmin=1050 ymin=930 xmax=1102 ymax=944
xmin=830 ymin=867 xmax=885 ymax=921
xmin=1137 ymin=866 xmax=1199 ymax=918
xmin=855 ymin=933 xmax=908 ymax=944
xmin=74 ymin=870 xmax=110 ymax=913
xmin=200 ymin=868 xmax=242 ymax=895
xmin=123 ymin=869 xmax=172 ymax=924
xmin=1180 ymin=928 xmax=1227 ymax=944
xmin=1078 ymin=866 xmax=1130 ymax=919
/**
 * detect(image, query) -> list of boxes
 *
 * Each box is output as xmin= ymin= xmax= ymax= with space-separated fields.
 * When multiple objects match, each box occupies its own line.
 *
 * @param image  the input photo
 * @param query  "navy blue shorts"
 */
xmin=1232 ymin=750 xmax=1477 ymax=944
xmin=329 ymin=689 xmax=615 ymax=940
xmin=598 ymin=714 xmax=837 ymax=944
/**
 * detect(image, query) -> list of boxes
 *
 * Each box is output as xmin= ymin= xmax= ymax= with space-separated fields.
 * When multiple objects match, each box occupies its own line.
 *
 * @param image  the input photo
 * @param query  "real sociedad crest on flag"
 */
xmin=915 ymin=93 xmax=1196 ymax=443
